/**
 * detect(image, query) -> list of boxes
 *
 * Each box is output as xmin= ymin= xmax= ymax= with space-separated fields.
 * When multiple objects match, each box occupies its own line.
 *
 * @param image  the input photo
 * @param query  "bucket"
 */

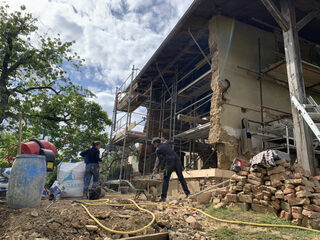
xmin=120 ymin=186 xmax=129 ymax=194
xmin=7 ymin=154 xmax=46 ymax=208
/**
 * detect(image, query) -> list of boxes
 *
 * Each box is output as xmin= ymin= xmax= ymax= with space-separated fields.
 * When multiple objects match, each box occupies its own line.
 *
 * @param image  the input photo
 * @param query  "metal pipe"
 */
xmin=143 ymin=81 xmax=152 ymax=176
xmin=188 ymin=27 xmax=211 ymax=66
xmin=176 ymin=92 xmax=213 ymax=115
xmin=178 ymin=69 xmax=212 ymax=96
xmin=119 ymin=65 xmax=135 ymax=181
xmin=156 ymin=63 xmax=172 ymax=97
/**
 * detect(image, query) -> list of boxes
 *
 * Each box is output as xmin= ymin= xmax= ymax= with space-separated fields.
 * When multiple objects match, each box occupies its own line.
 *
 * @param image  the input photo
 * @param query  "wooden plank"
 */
xmin=280 ymin=0 xmax=316 ymax=175
xmin=122 ymin=232 xmax=169 ymax=240
xmin=261 ymin=0 xmax=289 ymax=31
xmin=114 ymin=122 xmax=137 ymax=141
xmin=171 ymin=168 xmax=234 ymax=180
xmin=177 ymin=114 xmax=209 ymax=124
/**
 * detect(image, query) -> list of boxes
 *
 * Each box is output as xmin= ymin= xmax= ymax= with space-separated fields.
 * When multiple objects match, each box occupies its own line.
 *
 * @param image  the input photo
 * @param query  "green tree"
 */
xmin=0 ymin=4 xmax=112 ymax=162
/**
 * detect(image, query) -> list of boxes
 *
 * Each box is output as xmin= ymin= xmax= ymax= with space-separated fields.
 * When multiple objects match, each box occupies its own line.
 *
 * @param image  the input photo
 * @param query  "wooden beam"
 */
xmin=122 ymin=232 xmax=169 ymax=240
xmin=177 ymin=114 xmax=209 ymax=124
xmin=296 ymin=9 xmax=320 ymax=31
xmin=261 ymin=0 xmax=289 ymax=31
xmin=280 ymin=0 xmax=316 ymax=175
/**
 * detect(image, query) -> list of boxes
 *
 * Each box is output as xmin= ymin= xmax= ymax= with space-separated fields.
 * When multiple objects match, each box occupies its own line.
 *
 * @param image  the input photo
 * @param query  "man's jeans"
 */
xmin=84 ymin=163 xmax=99 ymax=191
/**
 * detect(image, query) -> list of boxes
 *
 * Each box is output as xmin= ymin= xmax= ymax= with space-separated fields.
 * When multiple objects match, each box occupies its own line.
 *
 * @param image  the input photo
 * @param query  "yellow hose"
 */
xmin=80 ymin=199 xmax=156 ymax=235
xmin=78 ymin=198 xmax=320 ymax=235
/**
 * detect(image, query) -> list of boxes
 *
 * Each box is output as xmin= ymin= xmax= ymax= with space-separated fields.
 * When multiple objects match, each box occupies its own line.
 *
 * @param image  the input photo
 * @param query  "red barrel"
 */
xmin=21 ymin=140 xmax=57 ymax=157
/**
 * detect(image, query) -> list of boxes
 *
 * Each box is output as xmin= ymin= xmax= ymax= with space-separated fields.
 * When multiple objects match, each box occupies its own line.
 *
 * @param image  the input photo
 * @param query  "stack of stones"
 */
xmin=211 ymin=160 xmax=320 ymax=229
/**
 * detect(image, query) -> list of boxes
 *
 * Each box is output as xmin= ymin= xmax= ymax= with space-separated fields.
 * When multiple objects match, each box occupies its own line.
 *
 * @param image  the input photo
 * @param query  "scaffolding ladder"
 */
xmin=291 ymin=95 xmax=320 ymax=141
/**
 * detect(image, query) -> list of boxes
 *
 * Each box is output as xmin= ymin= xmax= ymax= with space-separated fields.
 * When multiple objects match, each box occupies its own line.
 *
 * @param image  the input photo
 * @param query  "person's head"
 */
xmin=152 ymin=137 xmax=161 ymax=148
xmin=92 ymin=141 xmax=101 ymax=149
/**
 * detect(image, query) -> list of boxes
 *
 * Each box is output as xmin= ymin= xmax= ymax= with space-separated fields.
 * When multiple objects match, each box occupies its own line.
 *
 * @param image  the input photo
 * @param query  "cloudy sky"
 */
xmin=7 ymin=0 xmax=194 ymax=119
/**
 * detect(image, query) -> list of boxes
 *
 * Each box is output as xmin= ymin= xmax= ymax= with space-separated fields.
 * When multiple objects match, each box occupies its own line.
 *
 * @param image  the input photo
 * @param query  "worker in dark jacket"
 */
xmin=152 ymin=137 xmax=190 ymax=202
xmin=80 ymin=141 xmax=102 ymax=193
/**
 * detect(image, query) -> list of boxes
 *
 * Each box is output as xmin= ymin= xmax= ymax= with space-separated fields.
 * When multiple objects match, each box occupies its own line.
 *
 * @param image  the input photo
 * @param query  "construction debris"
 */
xmin=210 ymin=158 xmax=320 ymax=229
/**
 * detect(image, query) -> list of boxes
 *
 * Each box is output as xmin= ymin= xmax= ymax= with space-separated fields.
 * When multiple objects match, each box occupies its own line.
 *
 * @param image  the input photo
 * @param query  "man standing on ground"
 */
xmin=80 ymin=141 xmax=102 ymax=195
xmin=152 ymin=137 xmax=190 ymax=202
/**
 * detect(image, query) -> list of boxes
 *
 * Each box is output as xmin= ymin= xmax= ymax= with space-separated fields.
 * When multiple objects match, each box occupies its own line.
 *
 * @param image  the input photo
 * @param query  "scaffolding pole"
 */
xmin=143 ymin=81 xmax=152 ymax=176
xmin=119 ymin=65 xmax=135 ymax=181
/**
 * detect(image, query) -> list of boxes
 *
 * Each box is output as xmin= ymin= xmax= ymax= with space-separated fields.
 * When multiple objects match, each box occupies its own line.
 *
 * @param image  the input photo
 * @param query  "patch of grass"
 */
xmin=211 ymin=226 xmax=282 ymax=240
xmin=207 ymin=205 xmax=320 ymax=240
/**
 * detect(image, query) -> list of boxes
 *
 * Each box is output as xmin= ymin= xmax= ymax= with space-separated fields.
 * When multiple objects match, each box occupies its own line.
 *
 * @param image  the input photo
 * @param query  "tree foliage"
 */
xmin=0 ymin=4 xmax=112 ymax=163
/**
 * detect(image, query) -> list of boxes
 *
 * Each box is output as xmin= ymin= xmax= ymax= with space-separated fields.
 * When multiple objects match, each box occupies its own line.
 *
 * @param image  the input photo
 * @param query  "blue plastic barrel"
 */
xmin=7 ymin=154 xmax=46 ymax=208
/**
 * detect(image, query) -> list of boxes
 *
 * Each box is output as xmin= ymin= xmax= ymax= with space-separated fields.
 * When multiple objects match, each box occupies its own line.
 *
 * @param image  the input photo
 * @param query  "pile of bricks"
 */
xmin=212 ymin=160 xmax=320 ymax=229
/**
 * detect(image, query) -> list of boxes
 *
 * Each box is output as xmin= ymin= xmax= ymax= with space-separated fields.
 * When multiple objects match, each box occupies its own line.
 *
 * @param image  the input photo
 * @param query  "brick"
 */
xmin=266 ymin=186 xmax=277 ymax=194
xmin=271 ymin=196 xmax=276 ymax=201
xmin=279 ymin=210 xmax=292 ymax=221
xmin=302 ymin=209 xmax=320 ymax=219
xmin=314 ymin=186 xmax=320 ymax=193
xmin=239 ymin=171 xmax=249 ymax=176
xmin=251 ymin=172 xmax=264 ymax=178
xmin=263 ymin=195 xmax=270 ymax=201
xmin=247 ymin=179 xmax=262 ymax=186
xmin=237 ymin=181 xmax=245 ymax=187
xmin=284 ymin=188 xmax=295 ymax=195
xmin=237 ymin=192 xmax=253 ymax=204
xmin=260 ymin=200 xmax=270 ymax=206
xmin=285 ymin=183 xmax=295 ymax=189
xmin=267 ymin=166 xmax=285 ymax=176
xmin=311 ymin=199 xmax=320 ymax=205
xmin=293 ymin=172 xmax=303 ymax=179
xmin=226 ymin=193 xmax=238 ymax=203
xmin=281 ymin=201 xmax=291 ymax=213
xmin=283 ymin=193 xmax=295 ymax=201
xmin=252 ymin=204 xmax=277 ymax=216
xmin=275 ymin=159 xmax=287 ymax=166
xmin=303 ymin=204 xmax=320 ymax=213
xmin=275 ymin=190 xmax=284 ymax=199
xmin=243 ymin=185 xmax=252 ymax=194
xmin=252 ymin=198 xmax=259 ymax=204
xmin=231 ymin=174 xmax=247 ymax=182
xmin=291 ymin=206 xmax=302 ymax=214
xmin=311 ymin=193 xmax=320 ymax=199
xmin=265 ymin=181 xmax=271 ymax=186
xmin=295 ymin=186 xmax=314 ymax=193
xmin=292 ymin=219 xmax=302 ymax=225
xmin=262 ymin=191 xmax=271 ymax=197
xmin=256 ymin=193 xmax=264 ymax=200
xmin=288 ymin=198 xmax=310 ymax=206
xmin=271 ymin=201 xmax=281 ymax=211
xmin=270 ymin=172 xmax=286 ymax=185
xmin=309 ymin=219 xmax=320 ymax=229
xmin=292 ymin=212 xmax=303 ymax=219
xmin=296 ymin=191 xmax=313 ymax=198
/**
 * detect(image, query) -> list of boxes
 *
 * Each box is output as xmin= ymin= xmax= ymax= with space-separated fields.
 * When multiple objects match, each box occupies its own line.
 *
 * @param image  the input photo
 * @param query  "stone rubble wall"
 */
xmin=211 ymin=161 xmax=320 ymax=229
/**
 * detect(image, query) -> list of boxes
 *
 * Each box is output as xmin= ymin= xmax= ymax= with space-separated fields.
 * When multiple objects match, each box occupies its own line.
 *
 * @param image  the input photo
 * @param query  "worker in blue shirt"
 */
xmin=152 ymin=137 xmax=190 ymax=202
xmin=80 ymin=141 xmax=102 ymax=194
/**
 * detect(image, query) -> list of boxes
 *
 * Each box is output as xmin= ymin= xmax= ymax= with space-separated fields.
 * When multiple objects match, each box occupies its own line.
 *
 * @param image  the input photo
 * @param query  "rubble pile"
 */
xmin=0 ymin=198 xmax=214 ymax=240
xmin=212 ymin=161 xmax=320 ymax=229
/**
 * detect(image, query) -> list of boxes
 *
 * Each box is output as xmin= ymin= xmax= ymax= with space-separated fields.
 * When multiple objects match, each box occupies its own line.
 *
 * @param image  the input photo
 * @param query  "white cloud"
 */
xmin=6 ymin=0 xmax=194 ymax=119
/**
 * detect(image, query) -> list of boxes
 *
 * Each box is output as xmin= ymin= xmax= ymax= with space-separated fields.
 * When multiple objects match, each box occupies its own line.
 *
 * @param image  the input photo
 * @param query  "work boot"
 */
xmin=159 ymin=198 xmax=166 ymax=202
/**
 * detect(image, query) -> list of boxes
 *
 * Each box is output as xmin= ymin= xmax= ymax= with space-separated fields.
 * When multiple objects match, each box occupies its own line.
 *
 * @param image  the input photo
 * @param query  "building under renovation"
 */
xmin=109 ymin=0 xmax=320 ymax=179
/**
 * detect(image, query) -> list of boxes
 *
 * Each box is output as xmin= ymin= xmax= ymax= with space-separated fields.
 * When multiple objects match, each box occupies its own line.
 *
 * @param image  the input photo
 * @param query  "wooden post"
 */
xmin=280 ymin=0 xmax=316 ymax=175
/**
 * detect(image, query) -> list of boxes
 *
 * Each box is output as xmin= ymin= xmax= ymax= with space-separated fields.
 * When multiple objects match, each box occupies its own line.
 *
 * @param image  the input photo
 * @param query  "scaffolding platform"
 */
xmin=174 ymin=122 xmax=210 ymax=140
xmin=117 ymin=91 xmax=149 ymax=112
xmin=112 ymin=131 xmax=147 ymax=145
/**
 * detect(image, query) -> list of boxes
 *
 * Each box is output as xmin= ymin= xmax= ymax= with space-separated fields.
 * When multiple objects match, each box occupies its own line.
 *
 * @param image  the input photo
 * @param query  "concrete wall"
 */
xmin=208 ymin=16 xmax=292 ymax=169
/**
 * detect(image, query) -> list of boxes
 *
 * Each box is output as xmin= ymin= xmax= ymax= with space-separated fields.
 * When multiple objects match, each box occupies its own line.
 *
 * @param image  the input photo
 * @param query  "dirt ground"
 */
xmin=0 ymin=193 xmax=213 ymax=240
